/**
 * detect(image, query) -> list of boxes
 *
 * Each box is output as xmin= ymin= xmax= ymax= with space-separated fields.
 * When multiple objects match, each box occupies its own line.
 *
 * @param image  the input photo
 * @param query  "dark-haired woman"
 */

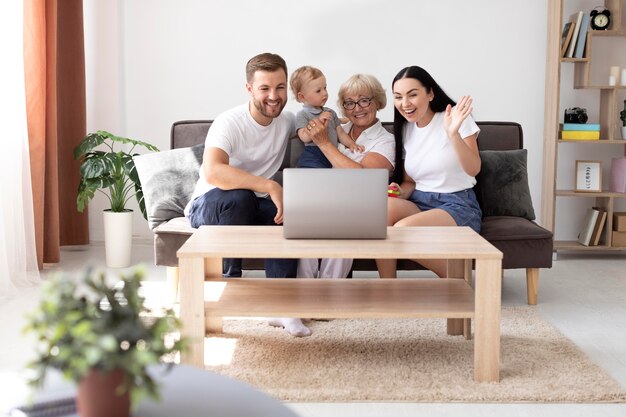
xmin=376 ymin=66 xmax=482 ymax=278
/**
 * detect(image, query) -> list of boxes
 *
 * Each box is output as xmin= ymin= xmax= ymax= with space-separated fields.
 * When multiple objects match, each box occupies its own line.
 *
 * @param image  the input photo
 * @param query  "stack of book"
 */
xmin=561 ymin=123 xmax=600 ymax=140
xmin=561 ymin=11 xmax=589 ymax=59
xmin=577 ymin=206 xmax=608 ymax=246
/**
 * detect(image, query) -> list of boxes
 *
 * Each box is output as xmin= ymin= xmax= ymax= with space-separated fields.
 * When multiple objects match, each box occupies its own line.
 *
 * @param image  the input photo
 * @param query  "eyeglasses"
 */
xmin=342 ymin=97 xmax=374 ymax=110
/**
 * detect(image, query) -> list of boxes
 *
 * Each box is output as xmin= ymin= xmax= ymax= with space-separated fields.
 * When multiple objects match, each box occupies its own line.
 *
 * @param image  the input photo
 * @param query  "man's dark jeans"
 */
xmin=188 ymin=188 xmax=297 ymax=278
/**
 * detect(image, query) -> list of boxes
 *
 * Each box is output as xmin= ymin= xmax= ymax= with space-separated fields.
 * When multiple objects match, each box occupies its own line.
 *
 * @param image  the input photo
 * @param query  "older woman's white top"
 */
xmin=340 ymin=120 xmax=395 ymax=168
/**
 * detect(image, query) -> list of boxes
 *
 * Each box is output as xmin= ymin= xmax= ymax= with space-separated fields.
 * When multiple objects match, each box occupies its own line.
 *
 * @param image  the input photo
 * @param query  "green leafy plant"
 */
xmin=620 ymin=99 xmax=626 ymax=127
xmin=73 ymin=131 xmax=159 ymax=219
xmin=23 ymin=268 xmax=185 ymax=408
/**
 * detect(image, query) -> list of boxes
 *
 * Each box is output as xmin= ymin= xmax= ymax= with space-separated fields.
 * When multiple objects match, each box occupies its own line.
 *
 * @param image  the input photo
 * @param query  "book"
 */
xmin=562 ymin=123 xmax=600 ymax=131
xmin=578 ymin=207 xmax=600 ymax=246
xmin=590 ymin=208 xmax=607 ymax=246
xmin=560 ymin=21 xmax=574 ymax=57
xmin=561 ymin=130 xmax=600 ymax=140
xmin=573 ymin=13 xmax=590 ymax=58
xmin=566 ymin=11 xmax=584 ymax=58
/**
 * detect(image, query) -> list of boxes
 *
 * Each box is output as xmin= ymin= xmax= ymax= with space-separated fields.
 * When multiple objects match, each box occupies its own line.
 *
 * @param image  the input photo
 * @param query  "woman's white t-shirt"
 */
xmin=340 ymin=120 xmax=395 ymax=167
xmin=403 ymin=111 xmax=479 ymax=193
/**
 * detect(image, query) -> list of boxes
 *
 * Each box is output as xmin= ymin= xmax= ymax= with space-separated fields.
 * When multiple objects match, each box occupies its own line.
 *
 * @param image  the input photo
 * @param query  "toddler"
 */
xmin=290 ymin=66 xmax=364 ymax=168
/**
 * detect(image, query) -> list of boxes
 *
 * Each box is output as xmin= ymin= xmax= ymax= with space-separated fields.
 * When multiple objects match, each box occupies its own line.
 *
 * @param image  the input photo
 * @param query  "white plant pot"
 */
xmin=621 ymin=126 xmax=626 ymax=140
xmin=103 ymin=210 xmax=133 ymax=268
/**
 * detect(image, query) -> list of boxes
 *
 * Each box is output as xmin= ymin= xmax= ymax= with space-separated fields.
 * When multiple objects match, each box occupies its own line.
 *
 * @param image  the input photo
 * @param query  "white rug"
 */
xmin=205 ymin=307 xmax=626 ymax=402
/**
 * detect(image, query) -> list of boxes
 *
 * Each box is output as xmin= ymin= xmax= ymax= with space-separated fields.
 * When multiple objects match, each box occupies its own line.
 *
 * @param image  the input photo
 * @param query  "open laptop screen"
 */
xmin=282 ymin=168 xmax=388 ymax=239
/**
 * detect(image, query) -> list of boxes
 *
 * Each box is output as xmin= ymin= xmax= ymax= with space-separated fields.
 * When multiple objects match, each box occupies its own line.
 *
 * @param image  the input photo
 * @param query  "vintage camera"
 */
xmin=564 ymin=107 xmax=588 ymax=124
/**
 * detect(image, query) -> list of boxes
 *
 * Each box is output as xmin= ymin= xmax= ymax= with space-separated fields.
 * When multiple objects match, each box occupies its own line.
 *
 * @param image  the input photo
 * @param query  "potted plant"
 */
xmin=23 ymin=268 xmax=185 ymax=417
xmin=619 ymin=100 xmax=626 ymax=139
xmin=73 ymin=131 xmax=159 ymax=267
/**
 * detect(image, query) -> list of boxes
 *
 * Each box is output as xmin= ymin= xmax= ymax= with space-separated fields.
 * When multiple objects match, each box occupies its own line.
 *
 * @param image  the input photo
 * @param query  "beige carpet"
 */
xmin=205 ymin=307 xmax=626 ymax=402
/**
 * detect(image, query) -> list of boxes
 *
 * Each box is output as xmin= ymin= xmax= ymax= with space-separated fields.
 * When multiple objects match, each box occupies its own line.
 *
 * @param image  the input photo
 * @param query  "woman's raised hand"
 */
xmin=444 ymin=95 xmax=473 ymax=139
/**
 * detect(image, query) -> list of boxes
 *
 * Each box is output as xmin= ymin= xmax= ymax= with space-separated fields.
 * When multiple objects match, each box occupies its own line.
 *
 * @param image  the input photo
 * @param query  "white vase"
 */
xmin=103 ymin=210 xmax=133 ymax=268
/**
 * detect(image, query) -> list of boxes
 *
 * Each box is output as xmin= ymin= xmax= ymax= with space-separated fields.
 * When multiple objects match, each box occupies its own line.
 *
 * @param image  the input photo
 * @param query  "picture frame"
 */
xmin=575 ymin=160 xmax=602 ymax=192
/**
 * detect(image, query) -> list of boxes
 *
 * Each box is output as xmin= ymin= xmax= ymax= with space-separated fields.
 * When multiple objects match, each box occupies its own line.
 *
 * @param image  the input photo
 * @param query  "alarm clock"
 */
xmin=590 ymin=6 xmax=610 ymax=30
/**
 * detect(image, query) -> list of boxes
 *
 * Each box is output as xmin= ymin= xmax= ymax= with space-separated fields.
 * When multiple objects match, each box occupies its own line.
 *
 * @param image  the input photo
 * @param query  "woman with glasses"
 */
xmin=376 ymin=65 xmax=482 ymax=279
xmin=304 ymin=74 xmax=395 ymax=172
xmin=299 ymin=74 xmax=395 ymax=280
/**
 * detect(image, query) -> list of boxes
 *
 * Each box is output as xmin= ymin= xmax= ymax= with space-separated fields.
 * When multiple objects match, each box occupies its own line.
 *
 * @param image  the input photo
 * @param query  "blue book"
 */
xmin=563 ymin=123 xmax=600 ymax=131
xmin=574 ymin=13 xmax=589 ymax=58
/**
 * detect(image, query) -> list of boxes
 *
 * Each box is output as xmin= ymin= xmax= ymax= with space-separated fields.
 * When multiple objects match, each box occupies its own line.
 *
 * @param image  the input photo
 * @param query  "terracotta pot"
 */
xmin=77 ymin=368 xmax=130 ymax=417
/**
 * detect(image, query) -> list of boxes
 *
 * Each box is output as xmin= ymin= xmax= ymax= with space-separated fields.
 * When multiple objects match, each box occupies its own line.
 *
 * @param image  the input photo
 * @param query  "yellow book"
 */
xmin=561 ymin=130 xmax=600 ymax=140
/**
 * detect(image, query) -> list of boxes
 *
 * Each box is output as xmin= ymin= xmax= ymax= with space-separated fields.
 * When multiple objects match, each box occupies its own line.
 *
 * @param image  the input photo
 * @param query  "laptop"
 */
xmin=282 ymin=168 xmax=388 ymax=239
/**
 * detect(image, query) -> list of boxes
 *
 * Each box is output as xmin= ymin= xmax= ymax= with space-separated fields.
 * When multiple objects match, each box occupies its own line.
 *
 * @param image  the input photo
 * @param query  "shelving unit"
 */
xmin=542 ymin=0 xmax=626 ymax=252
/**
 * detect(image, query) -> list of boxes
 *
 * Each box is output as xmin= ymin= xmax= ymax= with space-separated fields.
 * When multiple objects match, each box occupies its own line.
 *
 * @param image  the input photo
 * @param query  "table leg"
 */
xmin=474 ymin=258 xmax=502 ymax=382
xmin=446 ymin=259 xmax=467 ymax=336
xmin=204 ymin=257 xmax=224 ymax=334
xmin=179 ymin=257 xmax=205 ymax=368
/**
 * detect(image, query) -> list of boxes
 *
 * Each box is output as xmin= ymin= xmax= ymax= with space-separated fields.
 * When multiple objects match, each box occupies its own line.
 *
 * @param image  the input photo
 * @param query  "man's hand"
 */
xmin=265 ymin=180 xmax=285 ymax=224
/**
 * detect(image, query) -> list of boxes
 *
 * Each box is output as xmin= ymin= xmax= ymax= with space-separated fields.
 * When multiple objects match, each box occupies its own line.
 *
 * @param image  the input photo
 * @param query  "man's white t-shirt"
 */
xmin=403 ymin=111 xmax=479 ymax=193
xmin=185 ymin=103 xmax=296 ymax=216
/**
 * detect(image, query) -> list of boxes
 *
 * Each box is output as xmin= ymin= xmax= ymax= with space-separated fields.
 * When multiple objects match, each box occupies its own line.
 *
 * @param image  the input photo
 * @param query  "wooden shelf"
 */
xmin=589 ymin=29 xmax=626 ymax=36
xmin=573 ymin=85 xmax=626 ymax=90
xmin=556 ymin=190 xmax=626 ymax=197
xmin=558 ymin=139 xmax=626 ymax=143
xmin=562 ymin=57 xmax=590 ymax=63
xmin=554 ymin=240 xmax=626 ymax=251
xmin=542 ymin=0 xmax=626 ymax=255
xmin=204 ymin=278 xmax=476 ymax=319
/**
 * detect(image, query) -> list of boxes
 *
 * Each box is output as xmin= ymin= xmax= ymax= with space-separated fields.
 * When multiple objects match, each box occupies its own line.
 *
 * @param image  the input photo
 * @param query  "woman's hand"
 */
xmin=306 ymin=117 xmax=331 ymax=147
xmin=443 ymin=95 xmax=473 ymax=139
xmin=388 ymin=182 xmax=408 ymax=199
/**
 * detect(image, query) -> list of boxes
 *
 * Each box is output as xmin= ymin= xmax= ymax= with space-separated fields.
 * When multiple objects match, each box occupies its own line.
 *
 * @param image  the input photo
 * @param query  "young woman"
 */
xmin=377 ymin=66 xmax=482 ymax=278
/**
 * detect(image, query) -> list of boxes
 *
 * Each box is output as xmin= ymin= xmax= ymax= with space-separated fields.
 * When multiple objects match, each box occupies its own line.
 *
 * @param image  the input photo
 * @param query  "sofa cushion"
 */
xmin=480 ymin=216 xmax=552 ymax=241
xmin=134 ymin=144 xmax=204 ymax=230
xmin=475 ymin=149 xmax=536 ymax=220
xmin=480 ymin=216 xmax=553 ymax=269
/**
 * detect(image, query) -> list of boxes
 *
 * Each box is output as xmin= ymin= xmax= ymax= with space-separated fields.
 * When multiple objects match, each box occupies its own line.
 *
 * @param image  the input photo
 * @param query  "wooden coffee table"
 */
xmin=177 ymin=225 xmax=502 ymax=382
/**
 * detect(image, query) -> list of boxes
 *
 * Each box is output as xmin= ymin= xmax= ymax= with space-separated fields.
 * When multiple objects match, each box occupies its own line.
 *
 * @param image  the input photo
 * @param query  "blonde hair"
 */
xmin=290 ymin=66 xmax=324 ymax=103
xmin=337 ymin=74 xmax=387 ymax=117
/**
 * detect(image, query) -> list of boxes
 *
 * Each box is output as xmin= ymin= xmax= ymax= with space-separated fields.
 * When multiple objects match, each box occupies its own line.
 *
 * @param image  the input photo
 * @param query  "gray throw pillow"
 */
xmin=475 ymin=149 xmax=536 ymax=220
xmin=134 ymin=144 xmax=204 ymax=229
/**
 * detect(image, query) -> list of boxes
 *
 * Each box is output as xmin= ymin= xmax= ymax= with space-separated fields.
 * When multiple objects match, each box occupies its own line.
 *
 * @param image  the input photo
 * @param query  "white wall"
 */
xmin=84 ymin=0 xmax=549 ymax=241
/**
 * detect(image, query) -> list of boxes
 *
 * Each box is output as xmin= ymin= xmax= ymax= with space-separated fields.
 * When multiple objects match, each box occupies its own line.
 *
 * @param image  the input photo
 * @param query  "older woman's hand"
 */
xmin=306 ymin=117 xmax=331 ymax=147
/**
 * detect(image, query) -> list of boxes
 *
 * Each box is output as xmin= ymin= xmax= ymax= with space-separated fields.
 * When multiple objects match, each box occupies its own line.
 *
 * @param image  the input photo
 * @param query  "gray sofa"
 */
xmin=134 ymin=120 xmax=553 ymax=305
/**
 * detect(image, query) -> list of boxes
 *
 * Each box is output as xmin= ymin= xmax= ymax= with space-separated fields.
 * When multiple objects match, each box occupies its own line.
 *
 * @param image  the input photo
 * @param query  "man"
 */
xmin=185 ymin=52 xmax=310 ymax=337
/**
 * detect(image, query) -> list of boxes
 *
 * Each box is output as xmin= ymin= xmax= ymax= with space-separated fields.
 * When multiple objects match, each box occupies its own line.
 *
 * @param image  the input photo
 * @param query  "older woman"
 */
xmin=299 ymin=74 xmax=395 ymax=279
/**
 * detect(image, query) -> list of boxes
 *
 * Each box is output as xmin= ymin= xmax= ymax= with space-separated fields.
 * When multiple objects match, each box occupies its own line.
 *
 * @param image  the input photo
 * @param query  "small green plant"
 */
xmin=620 ymin=99 xmax=626 ymax=127
xmin=23 ymin=268 xmax=185 ymax=408
xmin=73 ymin=131 xmax=159 ymax=219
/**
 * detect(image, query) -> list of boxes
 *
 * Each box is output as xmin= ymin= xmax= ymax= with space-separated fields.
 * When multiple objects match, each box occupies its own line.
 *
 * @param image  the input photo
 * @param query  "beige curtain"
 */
xmin=24 ymin=0 xmax=89 ymax=268
xmin=1 ymin=0 xmax=40 ymax=296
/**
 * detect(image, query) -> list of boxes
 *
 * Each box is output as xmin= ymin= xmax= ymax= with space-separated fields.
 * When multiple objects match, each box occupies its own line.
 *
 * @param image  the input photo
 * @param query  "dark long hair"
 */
xmin=390 ymin=66 xmax=456 ymax=184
